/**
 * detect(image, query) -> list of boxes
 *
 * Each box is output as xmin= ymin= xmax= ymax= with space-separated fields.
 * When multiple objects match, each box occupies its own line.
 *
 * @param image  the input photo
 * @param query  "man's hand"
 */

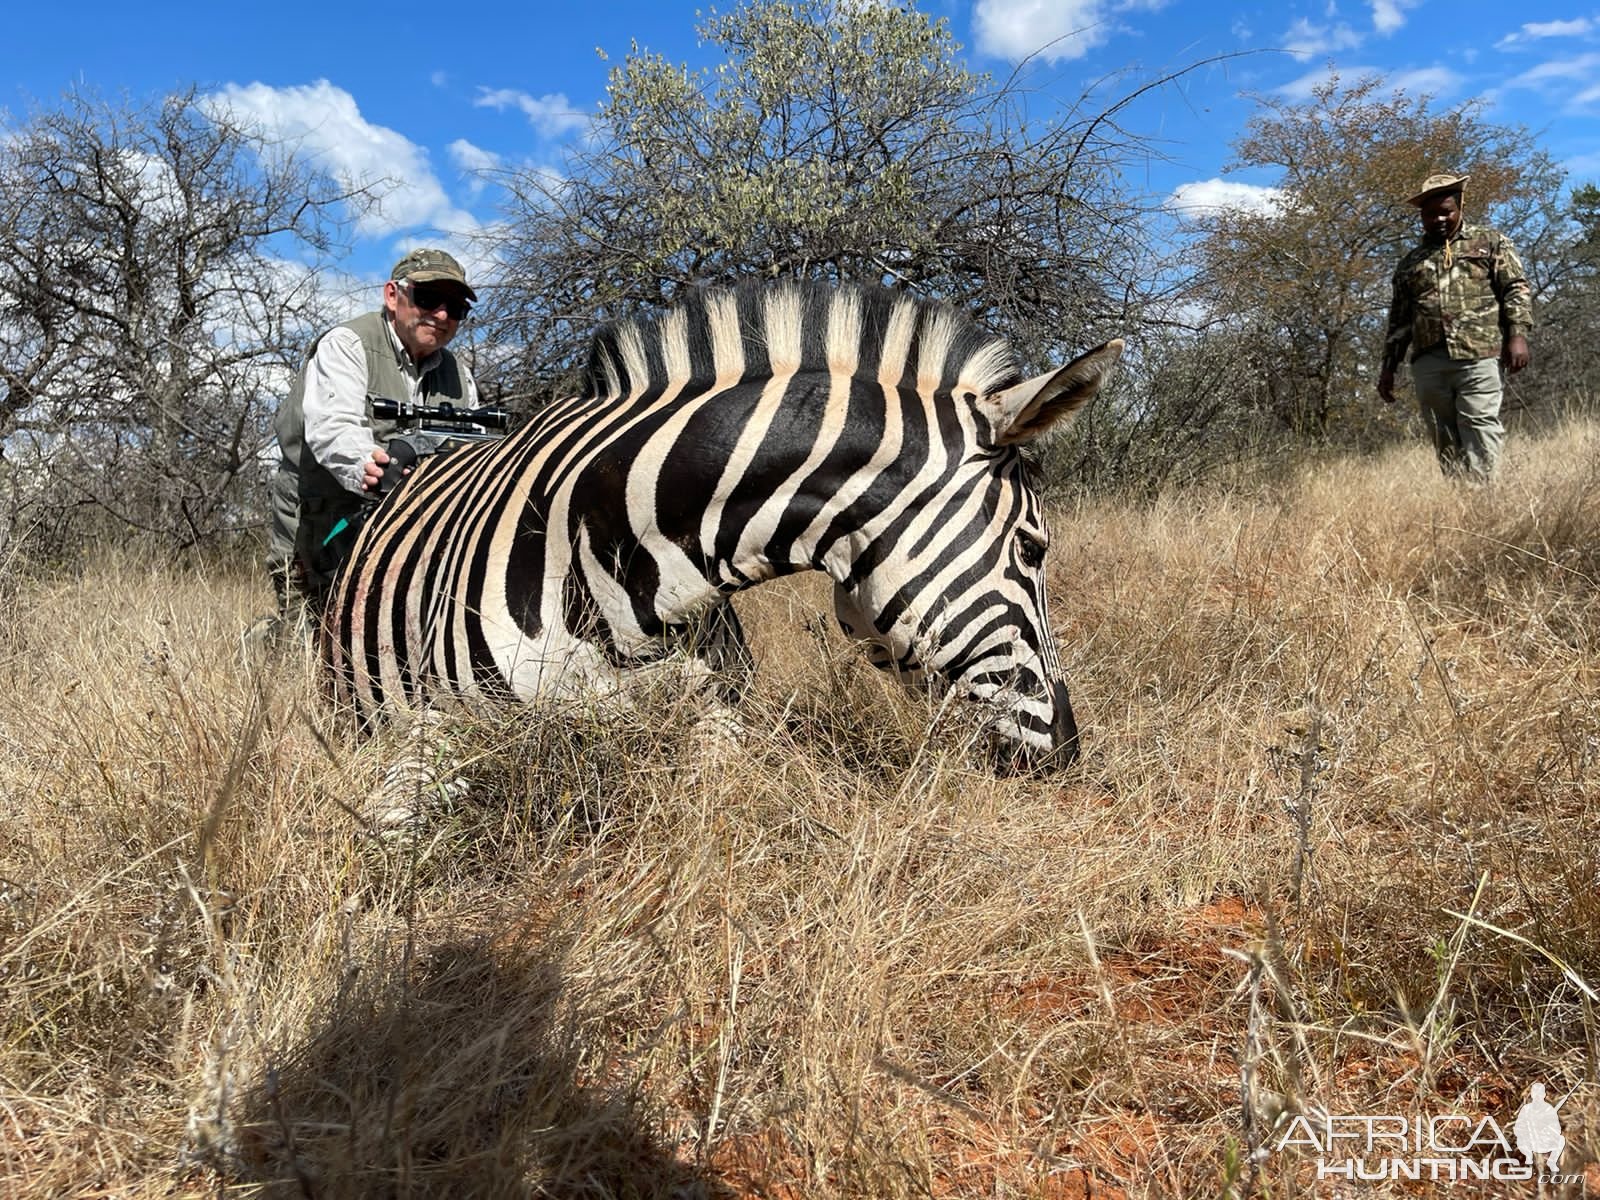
xmin=362 ymin=446 xmax=391 ymax=492
xmin=1502 ymin=334 xmax=1531 ymax=374
xmin=1377 ymin=366 xmax=1397 ymax=404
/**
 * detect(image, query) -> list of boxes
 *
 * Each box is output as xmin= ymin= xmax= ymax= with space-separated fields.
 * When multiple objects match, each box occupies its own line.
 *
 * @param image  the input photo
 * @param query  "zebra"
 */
xmin=323 ymin=280 xmax=1122 ymax=770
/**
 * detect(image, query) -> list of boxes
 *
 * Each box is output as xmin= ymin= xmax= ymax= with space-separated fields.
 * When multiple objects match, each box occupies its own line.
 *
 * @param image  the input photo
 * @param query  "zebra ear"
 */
xmin=979 ymin=339 xmax=1124 ymax=446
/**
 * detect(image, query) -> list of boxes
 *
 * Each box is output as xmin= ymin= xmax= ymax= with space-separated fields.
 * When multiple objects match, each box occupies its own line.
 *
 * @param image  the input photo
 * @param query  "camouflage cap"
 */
xmin=390 ymin=248 xmax=477 ymax=300
xmin=1407 ymin=173 xmax=1469 ymax=206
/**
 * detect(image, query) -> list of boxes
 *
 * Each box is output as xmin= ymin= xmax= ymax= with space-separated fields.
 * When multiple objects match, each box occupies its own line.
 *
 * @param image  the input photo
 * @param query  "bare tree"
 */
xmin=1526 ymin=182 xmax=1600 ymax=414
xmin=0 ymin=87 xmax=363 ymax=550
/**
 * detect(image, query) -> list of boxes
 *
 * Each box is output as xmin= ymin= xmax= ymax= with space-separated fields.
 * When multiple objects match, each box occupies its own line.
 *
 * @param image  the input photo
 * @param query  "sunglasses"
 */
xmin=396 ymin=280 xmax=472 ymax=320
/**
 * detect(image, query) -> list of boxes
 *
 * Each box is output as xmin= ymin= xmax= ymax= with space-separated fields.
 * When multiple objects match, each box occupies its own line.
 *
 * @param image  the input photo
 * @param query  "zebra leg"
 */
xmin=365 ymin=707 xmax=471 ymax=835
xmin=693 ymin=600 xmax=756 ymax=707
xmin=679 ymin=601 xmax=755 ymax=770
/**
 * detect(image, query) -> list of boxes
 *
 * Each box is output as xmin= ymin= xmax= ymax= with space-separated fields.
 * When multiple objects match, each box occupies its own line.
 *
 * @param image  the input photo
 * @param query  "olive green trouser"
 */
xmin=1410 ymin=350 xmax=1504 ymax=480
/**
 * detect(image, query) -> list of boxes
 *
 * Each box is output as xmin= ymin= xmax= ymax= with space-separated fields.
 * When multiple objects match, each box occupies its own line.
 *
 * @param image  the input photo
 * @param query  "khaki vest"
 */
xmin=267 ymin=311 xmax=467 ymax=591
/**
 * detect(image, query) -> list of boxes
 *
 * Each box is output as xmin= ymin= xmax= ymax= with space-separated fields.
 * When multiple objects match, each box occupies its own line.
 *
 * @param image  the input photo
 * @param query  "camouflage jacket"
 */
xmin=1381 ymin=222 xmax=1533 ymax=372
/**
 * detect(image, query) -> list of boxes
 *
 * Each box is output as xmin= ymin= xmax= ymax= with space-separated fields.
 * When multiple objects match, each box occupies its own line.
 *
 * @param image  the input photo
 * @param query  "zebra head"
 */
xmin=830 ymin=336 xmax=1124 ymax=770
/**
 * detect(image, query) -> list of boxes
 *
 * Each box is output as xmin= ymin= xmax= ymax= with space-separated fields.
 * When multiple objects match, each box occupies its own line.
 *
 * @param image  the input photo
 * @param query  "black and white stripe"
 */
xmin=324 ymin=280 xmax=1122 ymax=766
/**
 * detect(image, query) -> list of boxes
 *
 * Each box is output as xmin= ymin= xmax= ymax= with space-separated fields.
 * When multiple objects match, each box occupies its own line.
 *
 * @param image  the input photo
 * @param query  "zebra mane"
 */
xmin=580 ymin=280 xmax=1021 ymax=403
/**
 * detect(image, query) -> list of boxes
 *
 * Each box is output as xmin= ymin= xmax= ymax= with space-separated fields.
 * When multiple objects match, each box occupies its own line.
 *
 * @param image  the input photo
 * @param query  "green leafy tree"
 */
xmin=481 ymin=0 xmax=1167 ymax=403
xmin=1186 ymin=74 xmax=1563 ymax=440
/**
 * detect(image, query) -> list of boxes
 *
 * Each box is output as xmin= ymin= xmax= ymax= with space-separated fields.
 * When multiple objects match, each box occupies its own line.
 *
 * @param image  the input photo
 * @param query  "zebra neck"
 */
xmin=605 ymin=375 xmax=893 ymax=623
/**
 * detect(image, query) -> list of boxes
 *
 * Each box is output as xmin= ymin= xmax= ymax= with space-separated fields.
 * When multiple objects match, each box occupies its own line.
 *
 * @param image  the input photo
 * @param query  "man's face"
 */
xmin=1418 ymin=192 xmax=1463 ymax=240
xmin=384 ymin=278 xmax=470 ymax=360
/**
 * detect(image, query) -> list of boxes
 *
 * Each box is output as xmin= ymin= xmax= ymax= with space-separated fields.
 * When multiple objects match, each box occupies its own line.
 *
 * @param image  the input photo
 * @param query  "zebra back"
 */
xmin=581 ymin=281 xmax=1024 ymax=410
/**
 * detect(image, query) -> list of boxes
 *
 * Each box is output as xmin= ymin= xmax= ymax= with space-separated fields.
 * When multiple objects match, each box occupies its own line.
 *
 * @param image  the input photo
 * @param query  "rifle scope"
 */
xmin=371 ymin=397 xmax=511 ymax=431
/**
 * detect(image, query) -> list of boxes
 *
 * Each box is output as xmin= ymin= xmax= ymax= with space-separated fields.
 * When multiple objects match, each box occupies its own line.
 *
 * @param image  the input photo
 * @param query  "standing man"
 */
xmin=268 ymin=248 xmax=479 ymax=613
xmin=1378 ymin=173 xmax=1533 ymax=480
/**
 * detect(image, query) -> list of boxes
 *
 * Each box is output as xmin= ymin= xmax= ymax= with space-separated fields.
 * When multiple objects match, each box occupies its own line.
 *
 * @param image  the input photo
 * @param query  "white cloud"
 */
xmin=1370 ymin=0 xmax=1421 ymax=36
xmin=1387 ymin=66 xmax=1463 ymax=97
xmin=974 ymin=0 xmax=1096 ymax=63
xmin=205 ymin=80 xmax=478 ymax=238
xmin=448 ymin=139 xmax=502 ymax=174
xmin=1528 ymin=17 xmax=1595 ymax=37
xmin=1496 ymin=18 xmax=1595 ymax=49
xmin=447 ymin=138 xmax=503 ymax=201
xmin=1503 ymin=51 xmax=1600 ymax=88
xmin=1168 ymin=178 xmax=1285 ymax=220
xmin=1494 ymin=51 xmax=1600 ymax=111
xmin=473 ymin=88 xmax=590 ymax=139
xmin=1281 ymin=17 xmax=1364 ymax=60
xmin=1275 ymin=62 xmax=1458 ymax=101
xmin=1279 ymin=0 xmax=1419 ymax=59
xmin=972 ymin=0 xmax=1169 ymax=65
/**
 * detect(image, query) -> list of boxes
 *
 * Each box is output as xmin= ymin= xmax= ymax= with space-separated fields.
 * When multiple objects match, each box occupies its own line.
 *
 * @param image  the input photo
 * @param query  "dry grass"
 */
xmin=3 ymin=425 xmax=1599 ymax=1198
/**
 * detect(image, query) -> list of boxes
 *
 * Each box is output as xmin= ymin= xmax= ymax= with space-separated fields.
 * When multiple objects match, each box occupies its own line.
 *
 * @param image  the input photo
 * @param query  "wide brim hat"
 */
xmin=390 ymin=248 xmax=478 ymax=301
xmin=1407 ymin=173 xmax=1469 ymax=206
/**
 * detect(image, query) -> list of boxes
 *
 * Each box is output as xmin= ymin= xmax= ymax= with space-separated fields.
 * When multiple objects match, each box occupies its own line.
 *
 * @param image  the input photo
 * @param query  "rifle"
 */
xmin=319 ymin=397 xmax=511 ymax=553
xmin=369 ymin=397 xmax=511 ymax=495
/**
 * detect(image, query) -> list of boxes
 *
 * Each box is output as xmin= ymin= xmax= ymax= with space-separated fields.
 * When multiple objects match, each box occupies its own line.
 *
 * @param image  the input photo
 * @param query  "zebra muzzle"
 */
xmin=993 ymin=680 xmax=1080 ymax=774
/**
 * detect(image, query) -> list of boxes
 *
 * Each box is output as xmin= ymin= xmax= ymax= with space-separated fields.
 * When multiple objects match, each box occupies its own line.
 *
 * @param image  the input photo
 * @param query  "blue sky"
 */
xmin=8 ymin=0 xmax=1598 ymax=295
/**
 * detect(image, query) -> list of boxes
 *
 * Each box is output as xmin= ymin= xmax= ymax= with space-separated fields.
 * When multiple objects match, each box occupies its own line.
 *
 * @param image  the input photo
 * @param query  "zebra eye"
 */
xmin=1017 ymin=531 xmax=1047 ymax=569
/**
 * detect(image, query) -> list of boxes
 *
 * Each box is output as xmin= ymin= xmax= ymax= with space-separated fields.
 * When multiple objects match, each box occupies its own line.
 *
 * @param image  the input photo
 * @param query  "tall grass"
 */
xmin=2 ymin=424 xmax=1597 ymax=1197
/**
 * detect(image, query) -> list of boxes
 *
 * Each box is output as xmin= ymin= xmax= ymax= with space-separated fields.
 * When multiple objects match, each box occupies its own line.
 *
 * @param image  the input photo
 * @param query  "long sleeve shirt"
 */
xmin=1382 ymin=221 xmax=1533 ymax=374
xmin=301 ymin=316 xmax=479 ymax=494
